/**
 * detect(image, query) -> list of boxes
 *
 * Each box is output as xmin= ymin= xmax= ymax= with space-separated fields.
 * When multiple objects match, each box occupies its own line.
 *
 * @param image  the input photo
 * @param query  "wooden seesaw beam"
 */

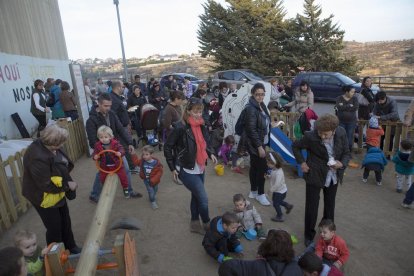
xmin=74 ymin=173 xmax=119 ymax=276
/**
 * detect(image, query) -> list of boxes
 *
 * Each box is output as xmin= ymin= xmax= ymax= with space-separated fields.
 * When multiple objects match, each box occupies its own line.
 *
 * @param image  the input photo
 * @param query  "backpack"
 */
xmin=235 ymin=104 xmax=250 ymax=136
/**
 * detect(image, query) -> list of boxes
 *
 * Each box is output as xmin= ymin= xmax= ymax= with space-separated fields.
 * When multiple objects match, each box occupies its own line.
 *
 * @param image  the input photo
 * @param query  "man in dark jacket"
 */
xmin=372 ymin=91 xmax=400 ymax=154
xmin=292 ymin=114 xmax=351 ymax=247
xmin=86 ymin=93 xmax=142 ymax=202
xmin=110 ymin=80 xmax=130 ymax=127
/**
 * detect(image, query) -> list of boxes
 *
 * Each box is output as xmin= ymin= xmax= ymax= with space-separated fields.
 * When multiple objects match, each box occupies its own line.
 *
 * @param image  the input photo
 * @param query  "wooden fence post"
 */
xmin=0 ymin=156 xmax=18 ymax=223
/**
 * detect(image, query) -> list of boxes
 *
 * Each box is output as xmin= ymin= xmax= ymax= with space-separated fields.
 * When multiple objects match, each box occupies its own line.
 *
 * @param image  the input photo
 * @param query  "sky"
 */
xmin=58 ymin=0 xmax=414 ymax=60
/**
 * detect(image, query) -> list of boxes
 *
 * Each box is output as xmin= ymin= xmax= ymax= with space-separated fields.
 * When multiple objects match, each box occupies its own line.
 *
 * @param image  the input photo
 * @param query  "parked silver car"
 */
xmin=211 ymin=69 xmax=266 ymax=96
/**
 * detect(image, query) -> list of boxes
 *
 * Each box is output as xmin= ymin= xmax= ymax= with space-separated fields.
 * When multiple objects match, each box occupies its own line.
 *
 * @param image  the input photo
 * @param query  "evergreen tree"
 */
xmin=198 ymin=0 xmax=288 ymax=75
xmin=291 ymin=0 xmax=361 ymax=74
xmin=198 ymin=0 xmax=361 ymax=76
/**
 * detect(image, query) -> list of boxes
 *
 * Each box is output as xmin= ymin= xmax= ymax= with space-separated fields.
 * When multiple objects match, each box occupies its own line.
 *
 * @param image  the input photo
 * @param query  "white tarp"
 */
xmin=0 ymin=52 xmax=71 ymax=139
xmin=222 ymin=81 xmax=271 ymax=139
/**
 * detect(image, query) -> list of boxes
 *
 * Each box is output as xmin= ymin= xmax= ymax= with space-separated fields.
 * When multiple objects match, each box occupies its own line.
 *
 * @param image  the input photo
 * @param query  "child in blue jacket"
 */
xmin=392 ymin=140 xmax=414 ymax=193
xmin=361 ymin=147 xmax=388 ymax=186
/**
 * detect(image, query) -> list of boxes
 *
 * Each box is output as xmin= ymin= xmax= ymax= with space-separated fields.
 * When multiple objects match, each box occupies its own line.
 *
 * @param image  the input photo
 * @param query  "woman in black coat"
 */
xmin=164 ymin=97 xmax=218 ymax=234
xmin=358 ymin=76 xmax=375 ymax=120
xmin=292 ymin=114 xmax=351 ymax=247
xmin=22 ymin=124 xmax=80 ymax=254
xmin=243 ymin=83 xmax=271 ymax=206
xmin=218 ymin=229 xmax=302 ymax=276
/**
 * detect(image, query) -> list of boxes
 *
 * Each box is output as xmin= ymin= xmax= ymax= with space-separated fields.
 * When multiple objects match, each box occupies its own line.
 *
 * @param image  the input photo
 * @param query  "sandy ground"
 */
xmin=1 ymin=149 xmax=414 ymax=276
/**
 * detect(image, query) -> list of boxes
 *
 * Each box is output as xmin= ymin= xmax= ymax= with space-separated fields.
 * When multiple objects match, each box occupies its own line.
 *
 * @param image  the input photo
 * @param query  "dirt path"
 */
xmin=1 ymin=150 xmax=414 ymax=275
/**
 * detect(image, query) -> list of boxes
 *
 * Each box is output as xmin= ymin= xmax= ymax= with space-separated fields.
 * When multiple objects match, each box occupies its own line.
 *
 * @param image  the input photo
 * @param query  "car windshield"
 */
xmin=337 ymin=74 xmax=356 ymax=85
xmin=243 ymin=70 xmax=264 ymax=81
xmin=179 ymin=74 xmax=199 ymax=81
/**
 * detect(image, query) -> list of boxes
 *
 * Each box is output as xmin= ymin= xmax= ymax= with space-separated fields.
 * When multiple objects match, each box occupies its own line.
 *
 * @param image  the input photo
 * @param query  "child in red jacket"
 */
xmin=315 ymin=219 xmax=349 ymax=270
xmin=93 ymin=126 xmax=129 ymax=198
xmin=132 ymin=145 xmax=163 ymax=209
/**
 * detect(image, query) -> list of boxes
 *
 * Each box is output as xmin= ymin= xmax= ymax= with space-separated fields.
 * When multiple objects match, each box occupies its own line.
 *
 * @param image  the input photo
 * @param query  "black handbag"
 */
xmin=66 ymin=189 xmax=76 ymax=200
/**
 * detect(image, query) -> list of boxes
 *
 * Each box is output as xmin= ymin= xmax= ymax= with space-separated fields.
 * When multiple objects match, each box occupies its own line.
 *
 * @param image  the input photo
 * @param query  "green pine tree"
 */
xmin=291 ymin=0 xmax=362 ymax=74
xmin=198 ymin=0 xmax=288 ymax=75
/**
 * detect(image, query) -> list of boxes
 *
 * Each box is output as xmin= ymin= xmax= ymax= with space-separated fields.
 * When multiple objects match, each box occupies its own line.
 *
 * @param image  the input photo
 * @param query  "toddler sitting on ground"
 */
xmin=233 ymin=193 xmax=266 ymax=239
xmin=315 ymin=219 xmax=349 ymax=270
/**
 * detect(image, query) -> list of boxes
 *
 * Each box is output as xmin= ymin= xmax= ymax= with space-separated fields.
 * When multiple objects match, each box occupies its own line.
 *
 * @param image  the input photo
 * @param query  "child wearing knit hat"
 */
xmin=365 ymin=116 xmax=384 ymax=151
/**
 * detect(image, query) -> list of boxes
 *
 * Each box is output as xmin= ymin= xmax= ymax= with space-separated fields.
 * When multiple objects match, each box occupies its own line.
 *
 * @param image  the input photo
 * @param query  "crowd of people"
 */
xmin=2 ymin=73 xmax=414 ymax=276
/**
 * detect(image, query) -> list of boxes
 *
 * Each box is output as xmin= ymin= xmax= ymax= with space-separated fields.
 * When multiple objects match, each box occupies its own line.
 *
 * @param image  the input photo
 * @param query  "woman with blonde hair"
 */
xmin=22 ymin=124 xmax=81 ymax=254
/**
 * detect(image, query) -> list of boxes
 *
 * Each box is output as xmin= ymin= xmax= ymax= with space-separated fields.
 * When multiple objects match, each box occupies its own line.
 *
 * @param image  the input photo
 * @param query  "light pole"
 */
xmin=113 ymin=0 xmax=128 ymax=82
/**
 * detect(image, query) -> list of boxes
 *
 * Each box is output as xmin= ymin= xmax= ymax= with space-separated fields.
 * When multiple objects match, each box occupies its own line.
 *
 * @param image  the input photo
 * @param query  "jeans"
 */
xmin=90 ymin=156 xmax=133 ymax=199
xmin=249 ymin=154 xmax=267 ymax=195
xmin=179 ymin=169 xmax=210 ymax=223
xmin=272 ymin=192 xmax=289 ymax=218
xmin=339 ymin=122 xmax=356 ymax=152
xmin=403 ymin=183 xmax=414 ymax=205
xmin=396 ymin=174 xmax=412 ymax=190
xmin=144 ymin=180 xmax=158 ymax=202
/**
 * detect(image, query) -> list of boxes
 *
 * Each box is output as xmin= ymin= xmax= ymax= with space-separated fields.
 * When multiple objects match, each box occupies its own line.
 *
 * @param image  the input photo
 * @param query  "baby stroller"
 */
xmin=140 ymin=103 xmax=159 ymax=146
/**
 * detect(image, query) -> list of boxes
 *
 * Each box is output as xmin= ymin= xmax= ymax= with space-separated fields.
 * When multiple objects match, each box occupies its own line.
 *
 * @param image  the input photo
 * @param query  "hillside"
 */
xmin=343 ymin=39 xmax=414 ymax=77
xmin=82 ymin=39 xmax=414 ymax=80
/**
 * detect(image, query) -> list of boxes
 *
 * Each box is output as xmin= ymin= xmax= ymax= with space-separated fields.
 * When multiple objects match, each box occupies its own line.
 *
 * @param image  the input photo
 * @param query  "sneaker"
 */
xmin=401 ymin=203 xmax=413 ymax=209
xmin=257 ymin=228 xmax=267 ymax=240
xmin=304 ymin=239 xmax=314 ymax=247
xmin=248 ymin=191 xmax=258 ymax=199
xmin=256 ymin=194 xmax=271 ymax=206
xmin=362 ymin=178 xmax=367 ymax=183
xmin=123 ymin=189 xmax=130 ymax=199
xmin=271 ymin=216 xmax=284 ymax=222
xmin=151 ymin=201 xmax=159 ymax=209
xmin=376 ymin=182 xmax=382 ymax=186
xmin=130 ymin=191 xmax=143 ymax=198
xmin=285 ymin=204 xmax=294 ymax=214
xmin=231 ymin=167 xmax=243 ymax=174
xmin=130 ymin=167 xmax=140 ymax=174
xmin=396 ymin=188 xmax=403 ymax=193
xmin=89 ymin=196 xmax=98 ymax=204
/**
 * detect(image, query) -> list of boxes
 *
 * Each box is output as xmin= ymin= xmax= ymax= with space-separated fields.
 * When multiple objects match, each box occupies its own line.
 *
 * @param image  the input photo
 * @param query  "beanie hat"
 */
xmin=369 ymin=116 xmax=379 ymax=129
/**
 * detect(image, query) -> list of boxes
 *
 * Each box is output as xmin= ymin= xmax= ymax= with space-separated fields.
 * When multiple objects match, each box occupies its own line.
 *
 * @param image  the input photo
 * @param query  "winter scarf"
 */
xmin=188 ymin=116 xmax=208 ymax=170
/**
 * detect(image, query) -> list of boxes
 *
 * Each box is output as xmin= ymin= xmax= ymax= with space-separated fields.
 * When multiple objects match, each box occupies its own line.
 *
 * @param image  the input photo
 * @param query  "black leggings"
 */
xmin=249 ymin=154 xmax=267 ymax=195
xmin=33 ymin=114 xmax=47 ymax=137
xmin=34 ymin=202 xmax=77 ymax=250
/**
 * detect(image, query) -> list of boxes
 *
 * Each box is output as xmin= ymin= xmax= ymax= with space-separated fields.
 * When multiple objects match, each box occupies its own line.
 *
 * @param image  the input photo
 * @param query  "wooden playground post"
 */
xmin=114 ymin=234 xmax=126 ymax=275
xmin=74 ymin=173 xmax=119 ymax=276
xmin=47 ymin=243 xmax=66 ymax=276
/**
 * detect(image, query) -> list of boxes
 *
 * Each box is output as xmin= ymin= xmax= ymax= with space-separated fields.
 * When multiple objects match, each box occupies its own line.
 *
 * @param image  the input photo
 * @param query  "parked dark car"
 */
xmin=160 ymin=73 xmax=203 ymax=91
xmin=292 ymin=72 xmax=380 ymax=102
xmin=211 ymin=69 xmax=266 ymax=96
